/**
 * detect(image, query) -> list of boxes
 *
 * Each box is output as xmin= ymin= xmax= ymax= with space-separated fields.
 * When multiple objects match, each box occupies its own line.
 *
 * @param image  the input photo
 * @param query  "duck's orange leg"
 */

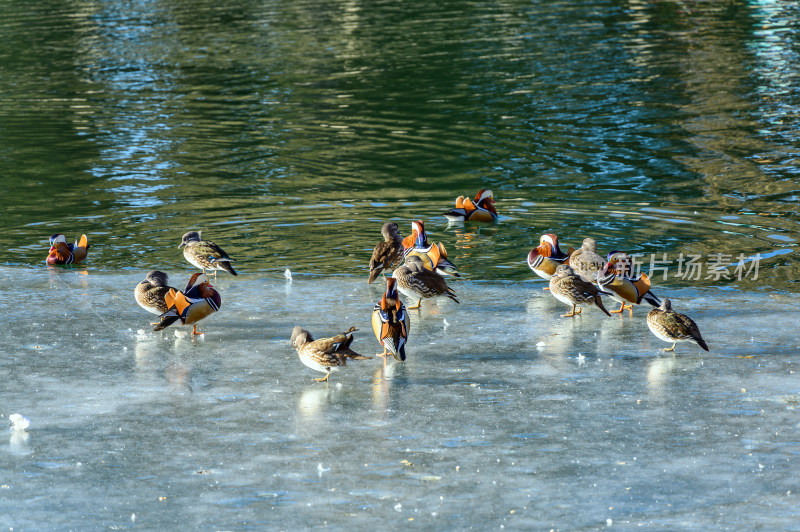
xmin=610 ymin=301 xmax=632 ymax=314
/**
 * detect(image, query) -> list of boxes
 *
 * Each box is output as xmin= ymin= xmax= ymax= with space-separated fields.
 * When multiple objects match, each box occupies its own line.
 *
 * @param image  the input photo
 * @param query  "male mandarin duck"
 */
xmin=444 ymin=189 xmax=497 ymax=222
xmin=647 ymin=299 xmax=709 ymax=352
xmin=527 ymin=234 xmax=574 ymax=283
xmin=392 ymin=255 xmax=459 ymax=310
xmin=290 ymin=326 xmax=371 ymax=382
xmin=46 ymin=234 xmax=90 ymax=265
xmin=596 ymin=253 xmax=661 ymax=314
xmin=606 ymin=251 xmax=634 ymax=277
xmin=371 ymin=278 xmax=409 ymax=361
xmin=548 ymin=264 xmax=612 ymax=318
xmin=567 ymin=237 xmax=605 ymax=281
xmin=153 ymin=273 xmax=221 ymax=335
xmin=179 ymin=231 xmax=237 ymax=276
xmin=135 ymin=270 xmax=176 ymax=317
xmin=368 ymin=222 xmax=404 ymax=284
xmin=402 ymin=220 xmax=460 ymax=277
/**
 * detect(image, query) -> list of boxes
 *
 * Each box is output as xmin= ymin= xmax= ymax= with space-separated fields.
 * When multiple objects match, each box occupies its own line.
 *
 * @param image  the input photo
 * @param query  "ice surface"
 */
xmin=1 ymin=266 xmax=800 ymax=529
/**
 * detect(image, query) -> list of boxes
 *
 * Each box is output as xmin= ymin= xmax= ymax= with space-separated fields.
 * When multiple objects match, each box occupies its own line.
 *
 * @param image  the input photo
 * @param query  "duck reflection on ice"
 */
xmin=9 ymin=414 xmax=31 ymax=455
xmin=296 ymin=386 xmax=336 ymax=421
xmin=646 ymin=354 xmax=703 ymax=397
xmin=370 ymin=360 xmax=410 ymax=418
xmin=166 ymin=362 xmax=192 ymax=394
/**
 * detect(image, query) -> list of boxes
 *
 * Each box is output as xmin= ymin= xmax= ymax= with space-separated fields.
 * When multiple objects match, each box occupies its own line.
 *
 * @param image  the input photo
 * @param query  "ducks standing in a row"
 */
xmin=527 ymin=233 xmax=708 ymax=352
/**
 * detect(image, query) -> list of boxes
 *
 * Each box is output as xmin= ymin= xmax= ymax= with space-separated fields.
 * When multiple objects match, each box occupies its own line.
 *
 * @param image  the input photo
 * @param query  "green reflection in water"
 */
xmin=0 ymin=0 xmax=797 ymax=287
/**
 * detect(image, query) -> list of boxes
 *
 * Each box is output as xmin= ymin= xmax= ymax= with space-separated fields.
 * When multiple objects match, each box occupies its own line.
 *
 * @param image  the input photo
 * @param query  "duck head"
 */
xmin=382 ymin=277 xmax=399 ymax=306
xmin=184 ymin=272 xmax=211 ymax=292
xmin=145 ymin=270 xmax=169 ymax=287
xmin=403 ymin=254 xmax=427 ymax=272
xmin=527 ymin=233 xmax=567 ymax=266
xmin=540 ymin=234 xmax=567 ymax=257
xmin=382 ymin=222 xmax=400 ymax=240
xmin=474 ymin=189 xmax=497 ymax=214
xmin=553 ymin=264 xmax=575 ymax=278
xmin=581 ymin=238 xmax=598 ymax=252
xmin=290 ymin=326 xmax=312 ymax=349
xmin=606 ymin=251 xmax=632 ymax=276
xmin=179 ymin=231 xmax=202 ymax=248
xmin=403 ymin=220 xmax=428 ymax=250
xmin=412 ymin=221 xmax=428 ymax=248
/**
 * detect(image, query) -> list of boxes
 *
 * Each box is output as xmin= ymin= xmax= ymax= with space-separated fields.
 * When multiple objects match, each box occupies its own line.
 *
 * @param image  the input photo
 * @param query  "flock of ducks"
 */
xmin=527 ymin=234 xmax=709 ymax=352
xmin=45 ymin=189 xmax=709 ymax=383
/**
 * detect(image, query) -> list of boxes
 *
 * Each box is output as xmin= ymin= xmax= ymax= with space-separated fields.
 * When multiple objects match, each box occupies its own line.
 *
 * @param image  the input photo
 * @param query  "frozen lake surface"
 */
xmin=2 ymin=266 xmax=799 ymax=529
xmin=3 ymin=0 xmax=800 ymax=528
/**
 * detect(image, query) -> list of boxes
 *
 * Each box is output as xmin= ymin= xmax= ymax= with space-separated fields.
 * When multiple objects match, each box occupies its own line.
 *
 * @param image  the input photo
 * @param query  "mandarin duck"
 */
xmin=392 ymin=254 xmax=459 ymax=310
xmin=548 ymin=264 xmax=612 ymax=318
xmin=567 ymin=237 xmax=605 ymax=281
xmin=135 ymin=270 xmax=176 ymax=317
xmin=153 ymin=273 xmax=221 ymax=335
xmin=402 ymin=220 xmax=460 ymax=277
xmin=371 ymin=278 xmax=409 ymax=361
xmin=368 ymin=222 xmax=404 ymax=284
xmin=179 ymin=231 xmax=237 ymax=276
xmin=290 ymin=326 xmax=371 ymax=382
xmin=647 ymin=299 xmax=709 ymax=352
xmin=444 ymin=189 xmax=498 ymax=222
xmin=527 ymin=234 xmax=574 ymax=286
xmin=606 ymin=251 xmax=634 ymax=277
xmin=46 ymin=234 xmax=90 ymax=265
xmin=596 ymin=253 xmax=661 ymax=314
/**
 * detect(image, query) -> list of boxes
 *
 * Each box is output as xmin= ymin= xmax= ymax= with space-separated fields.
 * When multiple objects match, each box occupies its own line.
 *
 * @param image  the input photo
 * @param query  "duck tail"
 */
xmin=594 ymin=295 xmax=612 ymax=317
xmin=695 ymin=336 xmax=709 ymax=351
xmin=368 ymin=264 xmax=383 ymax=284
xmin=345 ymin=352 xmax=372 ymax=360
xmin=153 ymin=311 xmax=180 ymax=331
xmin=219 ymin=261 xmax=238 ymax=276
xmin=394 ymin=342 xmax=406 ymax=362
xmin=367 ymin=271 xmax=379 ymax=284
xmin=642 ymin=291 xmax=662 ymax=307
